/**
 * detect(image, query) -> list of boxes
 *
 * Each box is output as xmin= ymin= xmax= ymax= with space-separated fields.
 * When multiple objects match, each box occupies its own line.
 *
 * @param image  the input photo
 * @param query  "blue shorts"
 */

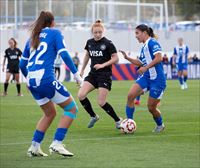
xmin=176 ymin=63 xmax=187 ymax=71
xmin=28 ymin=80 xmax=70 ymax=106
xmin=136 ymin=75 xmax=166 ymax=99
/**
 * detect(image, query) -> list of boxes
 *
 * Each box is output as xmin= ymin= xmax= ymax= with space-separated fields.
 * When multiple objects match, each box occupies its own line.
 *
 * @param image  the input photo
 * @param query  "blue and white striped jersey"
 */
xmin=138 ymin=38 xmax=165 ymax=80
xmin=22 ymin=27 xmax=67 ymax=86
xmin=173 ymin=45 xmax=189 ymax=64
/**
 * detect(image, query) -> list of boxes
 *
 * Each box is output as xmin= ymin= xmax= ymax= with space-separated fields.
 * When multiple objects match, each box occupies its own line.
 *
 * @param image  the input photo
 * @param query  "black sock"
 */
xmin=80 ymin=98 xmax=96 ymax=117
xmin=101 ymin=102 xmax=120 ymax=122
xmin=4 ymin=83 xmax=9 ymax=93
xmin=16 ymin=84 xmax=21 ymax=94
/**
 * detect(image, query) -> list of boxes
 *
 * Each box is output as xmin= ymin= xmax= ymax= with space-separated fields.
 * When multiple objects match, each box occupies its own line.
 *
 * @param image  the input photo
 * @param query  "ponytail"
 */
xmin=30 ymin=11 xmax=54 ymax=49
xmin=91 ymin=19 xmax=104 ymax=32
xmin=136 ymin=24 xmax=156 ymax=38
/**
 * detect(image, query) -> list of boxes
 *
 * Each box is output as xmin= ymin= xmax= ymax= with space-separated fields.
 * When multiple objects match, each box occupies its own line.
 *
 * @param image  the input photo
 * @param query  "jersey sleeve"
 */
xmin=173 ymin=47 xmax=177 ymax=55
xmin=150 ymin=40 xmax=162 ymax=55
xmin=108 ymin=41 xmax=117 ymax=55
xmin=84 ymin=40 xmax=89 ymax=51
xmin=54 ymin=30 xmax=68 ymax=55
xmin=17 ymin=48 xmax=22 ymax=57
xmin=21 ymin=40 xmax=30 ymax=61
xmin=4 ymin=49 xmax=8 ymax=58
xmin=186 ymin=46 xmax=189 ymax=54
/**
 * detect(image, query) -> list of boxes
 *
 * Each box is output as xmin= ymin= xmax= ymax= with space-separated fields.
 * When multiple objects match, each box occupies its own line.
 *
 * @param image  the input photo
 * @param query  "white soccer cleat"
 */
xmin=181 ymin=84 xmax=185 ymax=90
xmin=88 ymin=115 xmax=100 ymax=128
xmin=49 ymin=142 xmax=74 ymax=157
xmin=27 ymin=145 xmax=48 ymax=157
xmin=152 ymin=124 xmax=165 ymax=133
xmin=184 ymin=83 xmax=188 ymax=89
xmin=115 ymin=117 xmax=123 ymax=129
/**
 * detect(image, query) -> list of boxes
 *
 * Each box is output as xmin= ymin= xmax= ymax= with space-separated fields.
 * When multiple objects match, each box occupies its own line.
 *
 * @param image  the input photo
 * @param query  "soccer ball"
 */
xmin=120 ymin=119 xmax=137 ymax=134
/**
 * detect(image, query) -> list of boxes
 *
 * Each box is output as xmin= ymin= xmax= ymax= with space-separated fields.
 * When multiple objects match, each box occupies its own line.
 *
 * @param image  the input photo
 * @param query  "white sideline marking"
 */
xmin=0 ymin=133 xmax=199 ymax=146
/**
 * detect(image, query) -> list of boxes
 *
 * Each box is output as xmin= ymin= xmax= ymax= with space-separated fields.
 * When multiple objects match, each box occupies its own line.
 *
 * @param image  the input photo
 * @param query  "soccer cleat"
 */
xmin=152 ymin=124 xmax=165 ymax=133
xmin=88 ymin=115 xmax=99 ymax=128
xmin=181 ymin=85 xmax=185 ymax=90
xmin=49 ymin=142 xmax=74 ymax=157
xmin=115 ymin=118 xmax=123 ymax=129
xmin=134 ymin=100 xmax=140 ymax=105
xmin=17 ymin=93 xmax=23 ymax=96
xmin=1 ymin=92 xmax=7 ymax=96
xmin=27 ymin=145 xmax=48 ymax=157
xmin=184 ymin=83 xmax=188 ymax=89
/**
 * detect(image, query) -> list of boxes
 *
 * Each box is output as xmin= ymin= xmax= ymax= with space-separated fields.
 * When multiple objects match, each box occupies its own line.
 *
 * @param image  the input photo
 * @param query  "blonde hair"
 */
xmin=91 ymin=19 xmax=104 ymax=32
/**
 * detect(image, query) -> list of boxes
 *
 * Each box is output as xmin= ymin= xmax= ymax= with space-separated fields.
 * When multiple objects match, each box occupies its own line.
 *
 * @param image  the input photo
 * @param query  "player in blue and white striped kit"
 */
xmin=120 ymin=24 xmax=166 ymax=133
xmin=173 ymin=38 xmax=189 ymax=89
xmin=19 ymin=11 xmax=82 ymax=157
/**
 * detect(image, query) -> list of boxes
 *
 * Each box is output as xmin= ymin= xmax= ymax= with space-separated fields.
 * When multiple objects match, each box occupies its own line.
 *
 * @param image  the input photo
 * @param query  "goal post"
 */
xmin=87 ymin=1 xmax=164 ymax=30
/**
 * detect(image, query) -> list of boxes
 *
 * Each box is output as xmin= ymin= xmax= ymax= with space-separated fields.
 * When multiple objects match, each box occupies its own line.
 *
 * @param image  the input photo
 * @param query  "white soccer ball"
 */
xmin=120 ymin=119 xmax=137 ymax=134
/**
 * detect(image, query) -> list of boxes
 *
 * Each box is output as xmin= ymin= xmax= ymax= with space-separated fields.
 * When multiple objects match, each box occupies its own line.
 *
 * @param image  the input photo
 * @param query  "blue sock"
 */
xmin=153 ymin=116 xmax=163 ymax=126
xmin=178 ymin=77 xmax=183 ymax=85
xmin=183 ymin=76 xmax=187 ymax=82
xmin=54 ymin=128 xmax=68 ymax=141
xmin=136 ymin=96 xmax=140 ymax=101
xmin=126 ymin=106 xmax=135 ymax=119
xmin=32 ymin=130 xmax=45 ymax=143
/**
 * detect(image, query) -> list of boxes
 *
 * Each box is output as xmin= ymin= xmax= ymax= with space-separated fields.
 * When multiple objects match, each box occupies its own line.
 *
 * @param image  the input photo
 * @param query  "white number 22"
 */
xmin=28 ymin=42 xmax=47 ymax=66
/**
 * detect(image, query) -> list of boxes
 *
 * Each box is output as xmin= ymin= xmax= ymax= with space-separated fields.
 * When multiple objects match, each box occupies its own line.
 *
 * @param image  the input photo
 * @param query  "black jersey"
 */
xmin=84 ymin=37 xmax=117 ymax=74
xmin=4 ymin=48 xmax=22 ymax=68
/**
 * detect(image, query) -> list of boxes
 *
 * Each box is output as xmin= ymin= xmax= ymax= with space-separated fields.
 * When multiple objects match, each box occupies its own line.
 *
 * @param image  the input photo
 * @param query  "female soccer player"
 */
xmin=119 ymin=24 xmax=166 ymax=133
xmin=19 ymin=11 xmax=82 ymax=157
xmin=78 ymin=20 xmax=122 ymax=129
xmin=2 ymin=38 xmax=23 ymax=96
xmin=173 ymin=38 xmax=189 ymax=89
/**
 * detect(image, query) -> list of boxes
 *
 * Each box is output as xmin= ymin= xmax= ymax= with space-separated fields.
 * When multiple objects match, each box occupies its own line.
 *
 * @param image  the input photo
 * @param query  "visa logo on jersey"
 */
xmin=89 ymin=50 xmax=103 ymax=57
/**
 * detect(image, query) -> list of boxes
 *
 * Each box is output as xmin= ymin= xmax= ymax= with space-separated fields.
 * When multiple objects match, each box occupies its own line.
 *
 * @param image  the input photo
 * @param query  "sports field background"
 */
xmin=0 ymin=80 xmax=199 ymax=168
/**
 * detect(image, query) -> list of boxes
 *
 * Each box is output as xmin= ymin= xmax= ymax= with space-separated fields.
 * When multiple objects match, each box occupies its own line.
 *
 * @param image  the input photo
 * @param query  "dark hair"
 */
xmin=9 ymin=38 xmax=17 ymax=48
xmin=91 ymin=19 xmax=104 ymax=32
xmin=136 ymin=24 xmax=155 ymax=38
xmin=30 ymin=11 xmax=54 ymax=49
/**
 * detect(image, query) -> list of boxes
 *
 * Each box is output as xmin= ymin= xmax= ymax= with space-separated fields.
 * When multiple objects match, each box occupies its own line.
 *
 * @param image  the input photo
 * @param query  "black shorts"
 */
xmin=84 ymin=72 xmax=112 ymax=91
xmin=6 ymin=66 xmax=19 ymax=74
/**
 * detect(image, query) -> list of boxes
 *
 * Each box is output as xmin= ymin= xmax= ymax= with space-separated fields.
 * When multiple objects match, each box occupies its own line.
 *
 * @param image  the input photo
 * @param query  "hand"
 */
xmin=93 ymin=64 xmax=105 ymax=70
xmin=137 ymin=66 xmax=148 ymax=75
xmin=119 ymin=50 xmax=128 ymax=59
xmin=74 ymin=72 xmax=83 ymax=87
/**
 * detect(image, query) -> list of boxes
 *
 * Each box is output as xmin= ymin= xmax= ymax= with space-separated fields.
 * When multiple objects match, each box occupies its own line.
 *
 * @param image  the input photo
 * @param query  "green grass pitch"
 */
xmin=0 ymin=80 xmax=199 ymax=168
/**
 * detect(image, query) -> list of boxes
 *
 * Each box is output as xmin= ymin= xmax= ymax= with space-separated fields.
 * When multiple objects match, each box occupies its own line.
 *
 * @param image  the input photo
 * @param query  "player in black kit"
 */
xmin=78 ymin=20 xmax=122 ymax=129
xmin=2 ymin=38 xmax=23 ymax=96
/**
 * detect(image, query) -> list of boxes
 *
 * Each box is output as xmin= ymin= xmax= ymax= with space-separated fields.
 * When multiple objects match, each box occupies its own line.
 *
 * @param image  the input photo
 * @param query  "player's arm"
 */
xmin=2 ymin=56 xmax=6 ymax=72
xmin=119 ymin=50 xmax=142 ymax=66
xmin=137 ymin=53 xmax=163 ymax=74
xmin=80 ymin=51 xmax=89 ymax=76
xmin=19 ymin=41 xmax=30 ymax=77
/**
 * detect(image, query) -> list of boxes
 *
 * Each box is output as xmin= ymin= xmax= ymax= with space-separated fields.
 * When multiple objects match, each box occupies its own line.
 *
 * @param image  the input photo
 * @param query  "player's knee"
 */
xmin=127 ymin=93 xmax=135 ymax=102
xmin=147 ymin=104 xmax=156 ymax=113
xmin=77 ymin=91 xmax=86 ymax=101
xmin=97 ymin=99 xmax=106 ymax=107
xmin=63 ymin=101 xmax=78 ymax=119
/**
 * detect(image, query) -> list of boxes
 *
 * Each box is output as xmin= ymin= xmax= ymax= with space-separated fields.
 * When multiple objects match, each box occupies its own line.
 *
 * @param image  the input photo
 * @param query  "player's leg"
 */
xmin=97 ymin=87 xmax=122 ymax=129
xmin=2 ymin=72 xmax=11 ymax=96
xmin=148 ymin=87 xmax=165 ymax=133
xmin=126 ymin=83 xmax=143 ymax=119
xmin=49 ymin=96 xmax=77 ymax=157
xmin=183 ymin=68 xmax=188 ymax=89
xmin=14 ymin=73 xmax=22 ymax=96
xmin=27 ymin=101 xmax=56 ymax=157
xmin=78 ymin=81 xmax=96 ymax=117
